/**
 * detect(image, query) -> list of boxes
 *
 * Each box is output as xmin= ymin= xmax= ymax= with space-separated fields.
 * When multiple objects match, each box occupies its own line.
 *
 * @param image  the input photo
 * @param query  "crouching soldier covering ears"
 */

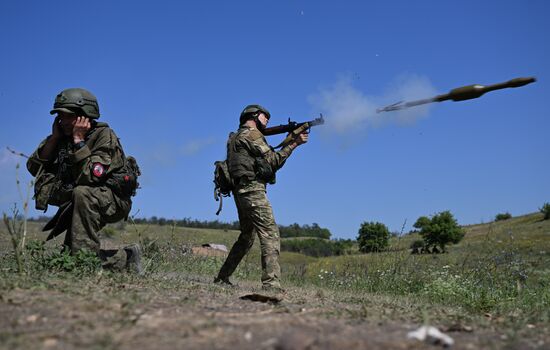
xmin=27 ymin=88 xmax=142 ymax=273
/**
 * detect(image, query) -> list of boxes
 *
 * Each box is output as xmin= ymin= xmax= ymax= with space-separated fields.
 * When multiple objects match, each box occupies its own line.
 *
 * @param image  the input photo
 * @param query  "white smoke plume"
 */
xmin=180 ymin=137 xmax=217 ymax=156
xmin=145 ymin=137 xmax=218 ymax=166
xmin=309 ymin=74 xmax=438 ymax=135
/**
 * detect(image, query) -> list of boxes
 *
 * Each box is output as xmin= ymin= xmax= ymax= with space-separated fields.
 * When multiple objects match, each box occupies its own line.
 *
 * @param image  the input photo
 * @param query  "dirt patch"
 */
xmin=1 ymin=273 xmax=539 ymax=350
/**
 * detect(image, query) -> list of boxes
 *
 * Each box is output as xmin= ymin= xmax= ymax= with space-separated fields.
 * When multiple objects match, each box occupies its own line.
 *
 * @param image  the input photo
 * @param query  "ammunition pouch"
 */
xmin=105 ymin=156 xmax=140 ymax=199
xmin=33 ymin=172 xmax=70 ymax=211
xmin=105 ymin=173 xmax=137 ymax=199
xmin=34 ymin=172 xmax=56 ymax=211
xmin=254 ymin=157 xmax=276 ymax=184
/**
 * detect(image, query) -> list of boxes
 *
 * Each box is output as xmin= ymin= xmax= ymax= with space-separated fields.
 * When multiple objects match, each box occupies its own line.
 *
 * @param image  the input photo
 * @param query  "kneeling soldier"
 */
xmin=27 ymin=88 xmax=142 ymax=273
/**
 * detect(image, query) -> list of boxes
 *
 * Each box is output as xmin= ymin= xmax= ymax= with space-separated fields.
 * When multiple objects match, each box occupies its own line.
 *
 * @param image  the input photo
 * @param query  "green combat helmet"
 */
xmin=239 ymin=104 xmax=270 ymax=125
xmin=50 ymin=88 xmax=100 ymax=119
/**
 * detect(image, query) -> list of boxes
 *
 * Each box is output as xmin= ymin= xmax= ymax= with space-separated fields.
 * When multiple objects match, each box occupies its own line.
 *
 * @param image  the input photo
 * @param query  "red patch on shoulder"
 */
xmin=92 ymin=163 xmax=106 ymax=177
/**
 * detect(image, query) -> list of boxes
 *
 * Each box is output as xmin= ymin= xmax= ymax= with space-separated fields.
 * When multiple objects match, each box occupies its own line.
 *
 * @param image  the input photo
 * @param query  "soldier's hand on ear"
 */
xmin=73 ymin=116 xmax=91 ymax=144
xmin=51 ymin=116 xmax=63 ymax=140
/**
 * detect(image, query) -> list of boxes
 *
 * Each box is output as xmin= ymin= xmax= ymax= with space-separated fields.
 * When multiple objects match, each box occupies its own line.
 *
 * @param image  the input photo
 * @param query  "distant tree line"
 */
xmin=281 ymin=238 xmax=354 ymax=257
xmin=28 ymin=216 xmax=51 ymax=222
xmin=279 ymin=223 xmax=331 ymax=239
xmin=130 ymin=217 xmax=241 ymax=230
xmin=28 ymin=216 xmax=332 ymax=238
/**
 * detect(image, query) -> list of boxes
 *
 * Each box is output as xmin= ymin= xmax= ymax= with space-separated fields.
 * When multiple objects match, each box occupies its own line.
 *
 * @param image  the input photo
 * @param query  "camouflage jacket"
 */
xmin=227 ymin=126 xmax=294 ymax=194
xmin=27 ymin=122 xmax=126 ymax=209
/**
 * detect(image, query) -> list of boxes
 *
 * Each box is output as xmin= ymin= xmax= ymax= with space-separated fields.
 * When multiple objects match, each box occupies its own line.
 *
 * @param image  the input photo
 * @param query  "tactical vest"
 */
xmin=227 ymin=128 xmax=257 ymax=184
xmin=31 ymin=122 xmax=138 ymax=211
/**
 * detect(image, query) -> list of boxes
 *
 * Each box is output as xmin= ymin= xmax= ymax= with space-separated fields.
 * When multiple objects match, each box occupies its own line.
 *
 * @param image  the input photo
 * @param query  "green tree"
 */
xmin=540 ymin=202 xmax=550 ymax=220
xmin=495 ymin=212 xmax=512 ymax=221
xmin=357 ymin=221 xmax=390 ymax=253
xmin=413 ymin=211 xmax=465 ymax=253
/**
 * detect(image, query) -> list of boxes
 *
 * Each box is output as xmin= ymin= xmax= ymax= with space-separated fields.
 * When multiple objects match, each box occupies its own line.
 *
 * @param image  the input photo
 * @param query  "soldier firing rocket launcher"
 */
xmin=263 ymin=114 xmax=325 ymax=148
xmin=376 ymin=77 xmax=536 ymax=113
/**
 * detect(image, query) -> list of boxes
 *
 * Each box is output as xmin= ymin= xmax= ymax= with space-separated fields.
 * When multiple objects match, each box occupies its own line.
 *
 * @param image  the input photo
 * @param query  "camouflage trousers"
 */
xmin=64 ymin=185 xmax=131 ymax=270
xmin=217 ymin=190 xmax=281 ymax=287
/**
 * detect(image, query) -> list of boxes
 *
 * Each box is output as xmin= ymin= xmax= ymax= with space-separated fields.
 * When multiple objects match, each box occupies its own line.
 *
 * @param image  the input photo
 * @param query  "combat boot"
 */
xmin=124 ymin=243 xmax=143 ymax=275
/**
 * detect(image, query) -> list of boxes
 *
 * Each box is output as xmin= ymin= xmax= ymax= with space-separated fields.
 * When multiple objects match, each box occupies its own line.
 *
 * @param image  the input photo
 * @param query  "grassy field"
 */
xmin=1 ymin=212 xmax=549 ymax=349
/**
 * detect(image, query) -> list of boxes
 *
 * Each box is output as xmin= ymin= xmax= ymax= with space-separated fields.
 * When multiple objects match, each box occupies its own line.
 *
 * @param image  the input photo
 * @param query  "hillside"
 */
xmin=0 ymin=212 xmax=549 ymax=349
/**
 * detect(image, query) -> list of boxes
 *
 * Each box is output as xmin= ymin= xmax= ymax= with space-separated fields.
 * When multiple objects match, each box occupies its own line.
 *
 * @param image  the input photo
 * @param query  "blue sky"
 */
xmin=1 ymin=0 xmax=548 ymax=239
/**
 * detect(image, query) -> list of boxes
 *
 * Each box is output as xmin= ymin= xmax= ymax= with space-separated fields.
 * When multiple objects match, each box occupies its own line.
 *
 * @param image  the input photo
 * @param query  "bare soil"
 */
xmin=1 ymin=272 xmax=539 ymax=350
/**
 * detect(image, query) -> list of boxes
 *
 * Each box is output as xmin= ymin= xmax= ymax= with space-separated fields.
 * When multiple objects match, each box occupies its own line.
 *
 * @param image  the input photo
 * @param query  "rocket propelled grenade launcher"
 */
xmin=376 ymin=77 xmax=536 ymax=113
xmin=263 ymin=114 xmax=325 ymax=148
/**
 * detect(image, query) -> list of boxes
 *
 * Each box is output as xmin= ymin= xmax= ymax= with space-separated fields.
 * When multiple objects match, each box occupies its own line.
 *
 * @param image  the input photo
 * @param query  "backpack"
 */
xmin=214 ymin=132 xmax=238 ymax=215
xmin=213 ymin=160 xmax=233 ymax=215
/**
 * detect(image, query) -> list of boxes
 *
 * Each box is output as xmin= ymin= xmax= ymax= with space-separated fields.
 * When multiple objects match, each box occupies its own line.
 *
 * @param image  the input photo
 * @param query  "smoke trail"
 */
xmin=308 ymin=74 xmax=438 ymax=135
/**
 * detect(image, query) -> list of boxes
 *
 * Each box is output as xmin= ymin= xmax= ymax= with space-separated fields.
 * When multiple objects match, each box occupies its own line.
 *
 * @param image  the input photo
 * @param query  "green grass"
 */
xmin=1 ymin=211 xmax=549 ymax=335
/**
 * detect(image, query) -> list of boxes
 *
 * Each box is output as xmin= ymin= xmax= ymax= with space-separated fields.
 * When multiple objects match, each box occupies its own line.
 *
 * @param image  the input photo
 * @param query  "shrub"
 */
xmin=281 ymin=238 xmax=353 ymax=257
xmin=410 ymin=239 xmax=426 ymax=254
xmin=540 ymin=202 xmax=550 ymax=220
xmin=495 ymin=212 xmax=512 ymax=221
xmin=101 ymin=226 xmax=117 ymax=238
xmin=47 ymin=249 xmax=101 ymax=273
xmin=413 ymin=211 xmax=465 ymax=253
xmin=357 ymin=222 xmax=390 ymax=253
xmin=25 ymin=242 xmax=101 ymax=273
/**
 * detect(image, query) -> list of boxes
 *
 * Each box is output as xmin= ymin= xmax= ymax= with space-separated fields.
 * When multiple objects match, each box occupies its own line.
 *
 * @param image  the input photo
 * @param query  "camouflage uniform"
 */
xmin=217 ymin=126 xmax=295 ymax=288
xmin=27 ymin=122 xmax=132 ymax=269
